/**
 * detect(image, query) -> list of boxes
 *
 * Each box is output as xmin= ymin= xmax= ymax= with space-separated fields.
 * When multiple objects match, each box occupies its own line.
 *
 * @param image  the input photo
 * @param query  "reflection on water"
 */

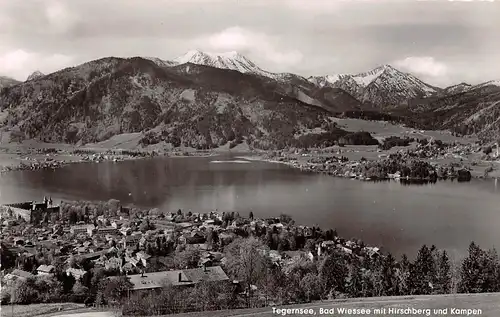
xmin=0 ymin=156 xmax=499 ymax=258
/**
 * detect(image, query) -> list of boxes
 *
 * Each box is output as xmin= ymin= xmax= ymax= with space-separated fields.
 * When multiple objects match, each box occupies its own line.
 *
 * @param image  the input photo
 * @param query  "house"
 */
xmin=105 ymin=257 xmax=123 ymax=271
xmin=66 ymin=268 xmax=86 ymax=280
xmin=111 ymin=220 xmax=126 ymax=229
xmin=95 ymin=226 xmax=119 ymax=236
xmin=122 ymin=234 xmax=142 ymax=248
xmin=136 ymin=251 xmax=152 ymax=267
xmin=185 ymin=243 xmax=211 ymax=252
xmin=318 ymin=240 xmax=336 ymax=256
xmin=282 ymin=250 xmax=314 ymax=262
xmin=70 ymin=224 xmax=95 ymax=236
xmin=120 ymin=227 xmax=131 ymax=236
xmin=125 ymin=266 xmax=229 ymax=291
xmin=37 ymin=264 xmax=55 ymax=275
xmin=78 ymin=249 xmax=109 ymax=261
xmin=3 ymin=269 xmax=34 ymax=283
xmin=187 ymin=231 xmax=205 ymax=244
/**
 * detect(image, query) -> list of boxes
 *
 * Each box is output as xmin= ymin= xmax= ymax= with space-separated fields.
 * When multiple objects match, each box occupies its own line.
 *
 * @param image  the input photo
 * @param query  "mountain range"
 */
xmin=0 ymin=50 xmax=499 ymax=149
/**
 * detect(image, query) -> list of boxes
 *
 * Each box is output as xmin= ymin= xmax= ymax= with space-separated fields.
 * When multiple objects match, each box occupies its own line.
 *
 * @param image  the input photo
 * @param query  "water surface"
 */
xmin=1 ymin=156 xmax=498 ymax=259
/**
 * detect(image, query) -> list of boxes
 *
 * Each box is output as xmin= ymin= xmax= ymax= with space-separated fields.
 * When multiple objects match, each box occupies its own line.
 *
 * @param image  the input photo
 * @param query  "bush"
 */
xmin=483 ymin=146 xmax=493 ymax=155
xmin=380 ymin=136 xmax=413 ymax=150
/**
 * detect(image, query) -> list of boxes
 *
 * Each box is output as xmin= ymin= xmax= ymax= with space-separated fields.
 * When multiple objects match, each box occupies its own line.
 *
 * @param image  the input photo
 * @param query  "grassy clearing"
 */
xmin=166 ymin=293 xmax=500 ymax=317
xmin=332 ymin=118 xmax=478 ymax=144
xmin=0 ymin=303 xmax=84 ymax=317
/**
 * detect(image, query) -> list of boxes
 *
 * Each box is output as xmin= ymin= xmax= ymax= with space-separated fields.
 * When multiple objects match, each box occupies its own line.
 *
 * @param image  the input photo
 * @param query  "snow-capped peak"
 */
xmin=308 ymin=64 xmax=440 ymax=106
xmin=26 ymin=70 xmax=45 ymax=81
xmin=173 ymin=50 xmax=262 ymax=75
xmin=482 ymin=80 xmax=500 ymax=87
xmin=171 ymin=49 xmax=303 ymax=82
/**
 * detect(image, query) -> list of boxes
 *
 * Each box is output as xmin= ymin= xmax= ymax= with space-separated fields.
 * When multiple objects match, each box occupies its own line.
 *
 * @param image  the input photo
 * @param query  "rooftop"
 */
xmin=126 ymin=266 xmax=229 ymax=290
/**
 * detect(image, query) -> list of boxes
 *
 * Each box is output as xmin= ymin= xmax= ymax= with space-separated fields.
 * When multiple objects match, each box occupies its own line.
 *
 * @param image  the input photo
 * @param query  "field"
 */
xmin=331 ymin=118 xmax=479 ymax=144
xmin=166 ymin=293 xmax=500 ymax=317
xmin=0 ymin=303 xmax=85 ymax=317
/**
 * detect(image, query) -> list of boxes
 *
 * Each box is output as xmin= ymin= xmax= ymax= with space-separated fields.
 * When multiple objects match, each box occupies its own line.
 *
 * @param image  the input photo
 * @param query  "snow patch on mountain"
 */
xmin=308 ymin=64 xmax=440 ymax=106
xmin=172 ymin=50 xmax=302 ymax=82
xmin=473 ymin=80 xmax=500 ymax=89
xmin=443 ymin=83 xmax=472 ymax=95
xmin=26 ymin=71 xmax=45 ymax=81
xmin=351 ymin=66 xmax=388 ymax=87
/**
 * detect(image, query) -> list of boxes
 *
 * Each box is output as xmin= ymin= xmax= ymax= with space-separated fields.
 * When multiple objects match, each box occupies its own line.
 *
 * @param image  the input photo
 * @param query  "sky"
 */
xmin=0 ymin=0 xmax=499 ymax=87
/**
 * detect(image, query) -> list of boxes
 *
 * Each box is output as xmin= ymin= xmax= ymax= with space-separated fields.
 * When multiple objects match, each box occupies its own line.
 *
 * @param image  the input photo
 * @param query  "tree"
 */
xmin=223 ymin=237 xmax=268 ymax=306
xmin=174 ymin=249 xmax=201 ymax=269
xmin=69 ymin=209 xmax=78 ymax=224
xmin=435 ymin=250 xmax=451 ymax=294
xmin=318 ymin=251 xmax=348 ymax=297
xmin=139 ymin=219 xmax=151 ymax=232
xmin=409 ymin=245 xmax=436 ymax=295
xmin=301 ymin=273 xmax=323 ymax=302
xmin=396 ymin=254 xmax=411 ymax=295
xmin=12 ymin=278 xmax=38 ymax=304
xmin=279 ymin=214 xmax=294 ymax=225
xmin=481 ymin=248 xmax=500 ymax=292
xmin=102 ymin=276 xmax=133 ymax=304
xmin=0 ymin=243 xmax=16 ymax=270
xmin=72 ymin=281 xmax=89 ymax=298
xmin=381 ymin=253 xmax=398 ymax=296
xmin=458 ymin=242 xmax=486 ymax=293
xmin=346 ymin=257 xmax=363 ymax=298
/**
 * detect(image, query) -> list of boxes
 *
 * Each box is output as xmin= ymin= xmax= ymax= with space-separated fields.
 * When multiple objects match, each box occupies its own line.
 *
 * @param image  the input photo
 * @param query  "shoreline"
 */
xmin=238 ymin=149 xmax=500 ymax=182
xmin=1 ymin=141 xmax=499 ymax=181
xmin=0 ymin=144 xmax=219 ymax=174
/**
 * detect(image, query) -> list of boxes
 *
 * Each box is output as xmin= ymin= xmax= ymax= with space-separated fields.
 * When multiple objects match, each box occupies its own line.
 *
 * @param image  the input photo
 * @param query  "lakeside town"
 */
xmin=1 ymin=195 xmax=499 ymax=316
xmin=1 ymin=134 xmax=499 ymax=182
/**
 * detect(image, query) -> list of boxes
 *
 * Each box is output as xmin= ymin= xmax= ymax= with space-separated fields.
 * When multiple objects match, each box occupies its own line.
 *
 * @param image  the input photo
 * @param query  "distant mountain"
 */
xmin=172 ymin=50 xmax=307 ymax=83
xmin=309 ymin=65 xmax=440 ymax=108
xmin=142 ymin=57 xmax=177 ymax=68
xmin=0 ymin=76 xmax=20 ymax=89
xmin=174 ymin=50 xmax=264 ymax=75
xmin=169 ymin=62 xmax=364 ymax=114
xmin=26 ymin=70 xmax=45 ymax=81
xmin=2 ymin=49 xmax=499 ymax=144
xmin=443 ymin=83 xmax=472 ymax=95
xmin=0 ymin=57 xmax=345 ymax=150
xmin=408 ymin=83 xmax=500 ymax=141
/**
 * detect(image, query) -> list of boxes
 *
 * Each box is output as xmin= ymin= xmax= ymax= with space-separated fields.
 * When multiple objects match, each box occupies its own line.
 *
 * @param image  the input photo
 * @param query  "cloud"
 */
xmin=44 ymin=0 xmax=80 ymax=34
xmin=394 ymin=56 xmax=448 ymax=77
xmin=0 ymin=49 xmax=74 ymax=80
xmin=199 ymin=26 xmax=303 ymax=69
xmin=284 ymin=0 xmax=344 ymax=14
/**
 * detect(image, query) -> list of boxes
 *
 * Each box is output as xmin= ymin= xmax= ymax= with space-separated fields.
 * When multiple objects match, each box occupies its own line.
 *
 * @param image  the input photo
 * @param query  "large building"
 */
xmin=0 ymin=196 xmax=60 ymax=223
xmin=125 ymin=266 xmax=229 ymax=292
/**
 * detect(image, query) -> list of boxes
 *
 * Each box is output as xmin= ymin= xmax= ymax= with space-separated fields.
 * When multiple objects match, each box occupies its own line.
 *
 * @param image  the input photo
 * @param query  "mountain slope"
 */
xmin=26 ymin=70 xmax=45 ymax=81
xmin=0 ymin=57 xmax=345 ymax=150
xmin=413 ymin=83 xmax=500 ymax=141
xmin=173 ymin=50 xmax=310 ymax=83
xmin=443 ymin=83 xmax=472 ymax=95
xmin=309 ymin=65 xmax=440 ymax=108
xmin=0 ymin=76 xmax=20 ymax=89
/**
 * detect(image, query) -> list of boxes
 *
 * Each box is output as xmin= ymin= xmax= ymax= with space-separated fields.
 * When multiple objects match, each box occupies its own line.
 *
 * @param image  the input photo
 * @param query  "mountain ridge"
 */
xmin=0 ymin=56 xmax=355 ymax=150
xmin=1 ymin=51 xmax=499 ymax=145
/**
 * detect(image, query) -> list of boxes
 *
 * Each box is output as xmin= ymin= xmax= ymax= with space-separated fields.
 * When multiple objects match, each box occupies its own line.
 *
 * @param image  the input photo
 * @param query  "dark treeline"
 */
xmin=1 ymin=208 xmax=499 ymax=315
xmin=121 ymin=240 xmax=500 ymax=316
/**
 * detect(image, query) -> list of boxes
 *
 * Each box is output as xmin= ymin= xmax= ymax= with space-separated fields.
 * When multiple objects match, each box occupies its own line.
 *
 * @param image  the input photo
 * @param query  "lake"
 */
xmin=0 ymin=155 xmax=499 ymax=259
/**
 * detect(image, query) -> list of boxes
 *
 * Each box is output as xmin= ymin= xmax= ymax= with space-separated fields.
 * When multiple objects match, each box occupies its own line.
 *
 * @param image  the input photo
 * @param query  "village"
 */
xmin=260 ymin=138 xmax=499 ymax=181
xmin=0 ymin=196 xmax=381 ymax=313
